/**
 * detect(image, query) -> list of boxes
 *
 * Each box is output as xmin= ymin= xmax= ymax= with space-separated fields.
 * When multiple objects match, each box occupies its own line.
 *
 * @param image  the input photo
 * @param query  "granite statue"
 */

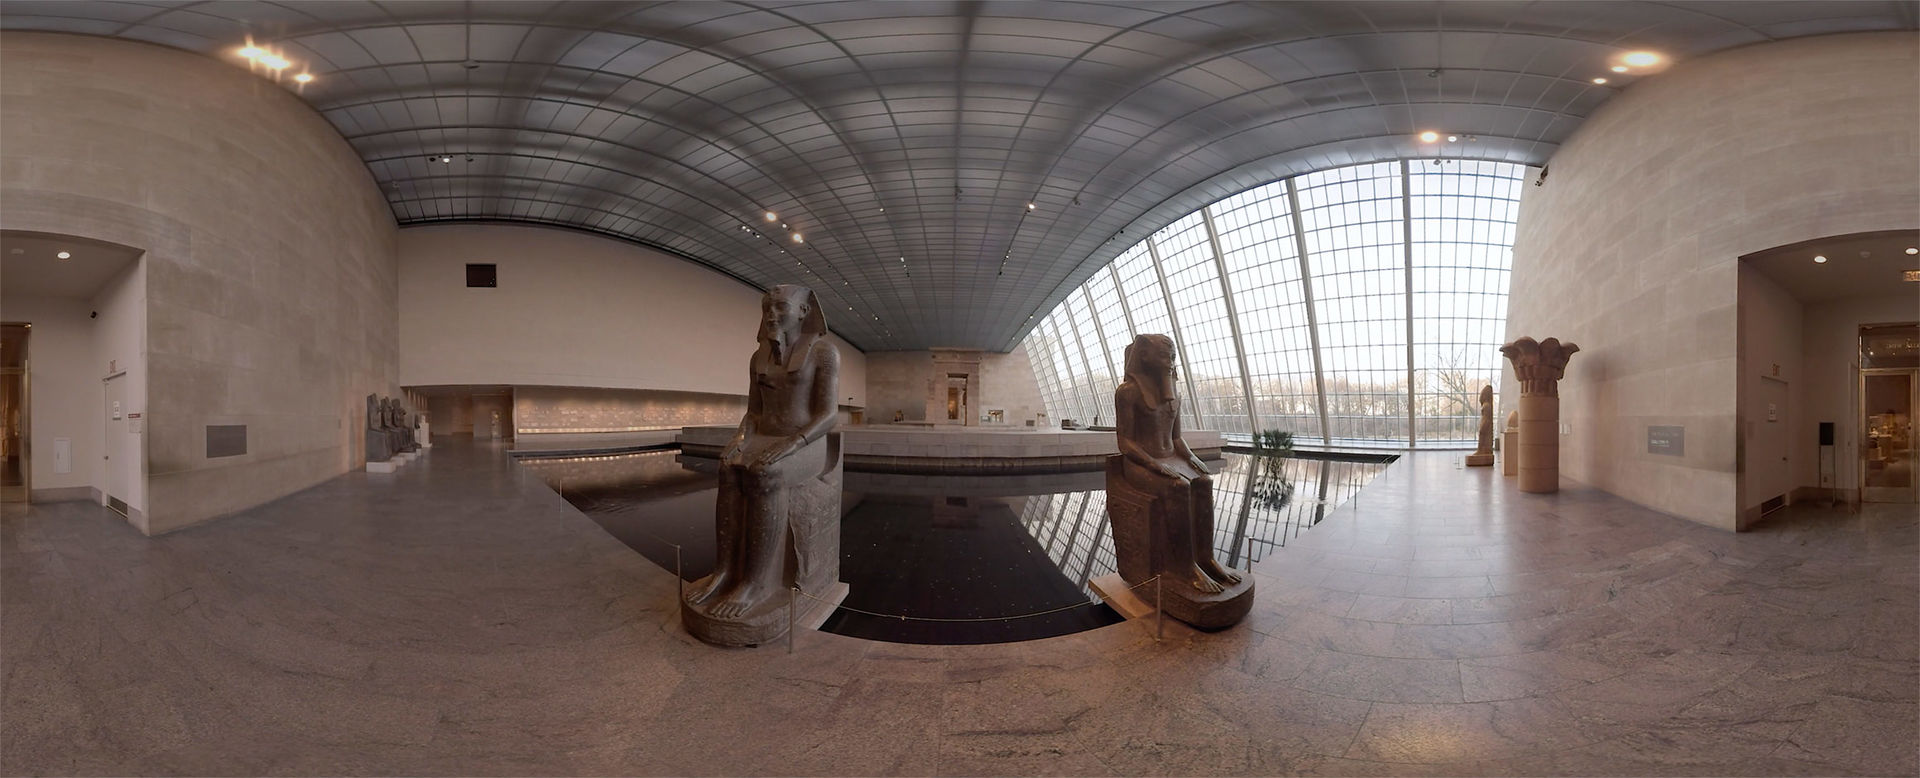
xmin=1500 ymin=336 xmax=1580 ymax=493
xmin=365 ymin=393 xmax=393 ymax=463
xmin=683 ymin=284 xmax=844 ymax=646
xmin=1466 ymin=385 xmax=1496 ymax=467
xmin=1105 ymin=333 xmax=1253 ymax=629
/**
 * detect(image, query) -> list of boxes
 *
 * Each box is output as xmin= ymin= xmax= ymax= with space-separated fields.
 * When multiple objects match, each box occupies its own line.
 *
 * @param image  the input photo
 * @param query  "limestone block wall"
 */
xmin=512 ymin=386 xmax=746 ymax=435
xmin=397 ymin=224 xmax=866 ymax=406
xmin=1503 ymin=32 xmax=1919 ymax=530
xmin=863 ymin=347 xmax=1048 ymax=426
xmin=0 ymin=33 xmax=399 ymax=534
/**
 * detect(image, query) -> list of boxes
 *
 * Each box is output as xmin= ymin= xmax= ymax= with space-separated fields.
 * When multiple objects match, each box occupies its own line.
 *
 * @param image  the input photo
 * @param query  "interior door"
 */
xmin=0 ymin=323 xmax=26 ymax=503
xmin=103 ymin=374 xmax=127 ymax=514
xmin=1861 ymin=370 xmax=1916 ymax=504
xmin=1754 ymin=377 xmax=1790 ymax=509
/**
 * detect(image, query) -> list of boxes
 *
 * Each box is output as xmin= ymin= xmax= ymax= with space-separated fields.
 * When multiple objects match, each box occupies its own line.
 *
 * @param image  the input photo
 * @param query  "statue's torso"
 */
xmin=749 ymin=339 xmax=825 ymax=439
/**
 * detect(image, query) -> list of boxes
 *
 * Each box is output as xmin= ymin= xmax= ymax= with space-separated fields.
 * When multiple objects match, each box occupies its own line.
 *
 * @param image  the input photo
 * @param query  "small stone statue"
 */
xmin=1466 ymin=385 xmax=1495 ymax=467
xmin=364 ymin=393 xmax=392 ymax=463
xmin=683 ymin=285 xmax=843 ymax=646
xmin=1105 ymin=334 xmax=1253 ymax=629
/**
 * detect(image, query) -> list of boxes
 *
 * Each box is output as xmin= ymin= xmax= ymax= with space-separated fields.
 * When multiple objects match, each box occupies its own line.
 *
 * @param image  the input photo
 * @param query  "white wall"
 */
xmin=398 ymin=224 xmax=866 ymax=404
xmin=1801 ymin=293 xmax=1918 ymax=499
xmin=1503 ymin=32 xmax=1919 ymax=530
xmin=1 ymin=296 xmax=94 ymax=496
xmin=2 ymin=32 xmax=399 ymax=534
xmin=1736 ymin=266 xmax=1803 ymax=515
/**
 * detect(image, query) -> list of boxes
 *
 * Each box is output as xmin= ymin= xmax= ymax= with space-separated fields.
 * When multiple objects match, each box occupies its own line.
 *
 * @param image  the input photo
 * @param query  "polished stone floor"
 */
xmin=2 ymin=440 xmax=1914 ymax=776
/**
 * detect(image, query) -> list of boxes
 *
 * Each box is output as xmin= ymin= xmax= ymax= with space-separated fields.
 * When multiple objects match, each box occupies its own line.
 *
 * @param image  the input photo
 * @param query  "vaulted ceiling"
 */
xmin=4 ymin=1 xmax=1914 ymax=350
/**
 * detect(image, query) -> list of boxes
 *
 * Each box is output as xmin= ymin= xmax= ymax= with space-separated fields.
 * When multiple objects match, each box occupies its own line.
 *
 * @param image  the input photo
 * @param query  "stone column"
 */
xmin=1500 ymin=337 xmax=1580 ymax=494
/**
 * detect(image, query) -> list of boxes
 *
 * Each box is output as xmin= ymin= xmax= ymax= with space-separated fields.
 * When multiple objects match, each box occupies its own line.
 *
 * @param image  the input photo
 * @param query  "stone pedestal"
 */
xmin=1105 ymin=456 xmax=1253 ymax=630
xmin=1500 ymin=337 xmax=1579 ymax=494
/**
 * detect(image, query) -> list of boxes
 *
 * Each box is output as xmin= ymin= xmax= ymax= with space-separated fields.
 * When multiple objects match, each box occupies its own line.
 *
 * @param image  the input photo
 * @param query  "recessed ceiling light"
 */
xmin=791 ymin=233 xmax=803 ymax=243
xmin=1418 ymin=131 xmax=1439 ymax=143
xmin=1622 ymin=51 xmax=1661 ymax=67
xmin=1592 ymin=77 xmax=1608 ymax=84
xmin=1026 ymin=202 xmax=1037 ymax=211
xmin=239 ymin=46 xmax=264 ymax=59
xmin=764 ymin=211 xmax=777 ymax=222
xmin=1813 ymin=255 xmax=1828 ymax=263
xmin=293 ymin=73 xmax=314 ymax=84
xmin=1446 ymin=135 xmax=1458 ymax=142
xmin=260 ymin=54 xmax=291 ymax=70
xmin=1906 ymin=247 xmax=1917 ymax=255
xmin=56 ymin=251 xmax=71 ymax=259
xmin=1610 ymin=65 xmax=1628 ymax=73
xmin=439 ymin=155 xmax=452 ymax=163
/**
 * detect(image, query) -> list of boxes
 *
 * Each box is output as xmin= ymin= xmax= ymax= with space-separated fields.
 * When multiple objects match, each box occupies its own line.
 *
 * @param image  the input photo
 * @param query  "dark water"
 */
xmin=519 ymin=451 xmax=1389 ymax=644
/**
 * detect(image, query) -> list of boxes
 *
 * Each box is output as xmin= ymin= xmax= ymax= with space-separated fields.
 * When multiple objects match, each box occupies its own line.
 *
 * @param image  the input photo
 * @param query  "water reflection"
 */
xmin=518 ymin=450 xmax=1389 ymax=644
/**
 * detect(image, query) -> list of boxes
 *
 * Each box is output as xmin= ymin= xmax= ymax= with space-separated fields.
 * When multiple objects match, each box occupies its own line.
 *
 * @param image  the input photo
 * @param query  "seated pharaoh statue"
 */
xmin=1106 ymin=334 xmax=1254 ymax=629
xmin=682 ymin=284 xmax=843 ymax=646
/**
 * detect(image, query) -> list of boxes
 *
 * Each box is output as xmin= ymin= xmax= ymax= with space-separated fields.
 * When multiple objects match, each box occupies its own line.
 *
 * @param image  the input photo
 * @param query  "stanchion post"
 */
xmin=1155 ymin=575 xmax=1164 ymax=641
xmin=787 ymin=588 xmax=796 ymax=655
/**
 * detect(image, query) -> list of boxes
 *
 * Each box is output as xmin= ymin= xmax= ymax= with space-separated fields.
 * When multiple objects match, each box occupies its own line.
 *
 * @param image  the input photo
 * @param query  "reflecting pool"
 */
xmin=519 ymin=450 xmax=1390 ymax=644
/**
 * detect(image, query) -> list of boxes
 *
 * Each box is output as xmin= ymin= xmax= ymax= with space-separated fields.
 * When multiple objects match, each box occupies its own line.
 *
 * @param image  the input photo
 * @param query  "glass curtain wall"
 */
xmin=1025 ymin=159 xmax=1528 ymax=448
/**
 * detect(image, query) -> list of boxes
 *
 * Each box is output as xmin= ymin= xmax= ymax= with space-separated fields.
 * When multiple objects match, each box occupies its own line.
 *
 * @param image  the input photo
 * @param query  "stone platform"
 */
xmin=676 ymin=424 xmax=1224 ymax=474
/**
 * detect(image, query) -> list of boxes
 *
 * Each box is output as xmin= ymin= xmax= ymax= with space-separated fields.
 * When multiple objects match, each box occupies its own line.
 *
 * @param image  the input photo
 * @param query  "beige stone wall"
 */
xmin=1 ymin=32 xmax=400 ymax=533
xmin=1503 ymin=32 xmax=1919 ymax=530
xmin=397 ymin=224 xmax=866 ymax=405
xmin=863 ymin=347 xmax=1048 ymax=426
xmin=512 ymin=386 xmax=746 ymax=434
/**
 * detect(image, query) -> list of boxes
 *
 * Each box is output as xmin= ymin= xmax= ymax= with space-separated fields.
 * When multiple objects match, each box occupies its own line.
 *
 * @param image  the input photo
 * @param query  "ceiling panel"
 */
xmin=2 ymin=0 xmax=1910 ymax=350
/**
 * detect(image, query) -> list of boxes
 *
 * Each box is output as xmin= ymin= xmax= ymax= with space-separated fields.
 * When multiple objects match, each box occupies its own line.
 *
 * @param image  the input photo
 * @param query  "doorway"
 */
xmin=1860 ymin=323 xmax=1918 ymax=504
xmin=1 ymin=323 xmax=27 ymax=502
xmin=102 ymin=373 xmax=130 ymax=515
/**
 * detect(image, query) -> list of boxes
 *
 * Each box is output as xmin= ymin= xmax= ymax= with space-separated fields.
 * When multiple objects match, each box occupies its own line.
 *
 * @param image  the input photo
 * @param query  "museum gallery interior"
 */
xmin=0 ymin=1 xmax=1915 ymax=775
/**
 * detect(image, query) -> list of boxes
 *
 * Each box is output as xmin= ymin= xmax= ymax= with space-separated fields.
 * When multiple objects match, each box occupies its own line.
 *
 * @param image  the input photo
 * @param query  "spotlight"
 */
xmin=1813 ymin=255 xmax=1827 ymax=264
xmin=1418 ymin=131 xmax=1439 ymax=143
xmin=294 ymin=73 xmax=314 ymax=84
xmin=1906 ymin=247 xmax=1917 ymax=255
xmin=1026 ymin=202 xmax=1036 ymax=211
xmin=764 ymin=211 xmax=777 ymax=222
xmin=791 ymin=233 xmax=804 ymax=243
xmin=1622 ymin=51 xmax=1661 ymax=67
xmin=439 ymin=155 xmax=452 ymax=163
xmin=1592 ymin=77 xmax=1608 ymax=85
xmin=239 ymin=46 xmax=264 ymax=59
xmin=260 ymin=54 xmax=291 ymax=70
xmin=1610 ymin=65 xmax=1628 ymax=73
xmin=56 ymin=251 xmax=71 ymax=260
xmin=1446 ymin=135 xmax=1458 ymax=142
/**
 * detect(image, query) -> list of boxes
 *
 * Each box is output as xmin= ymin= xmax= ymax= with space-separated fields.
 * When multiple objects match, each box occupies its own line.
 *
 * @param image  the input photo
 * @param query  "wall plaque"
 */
xmin=206 ymin=424 xmax=248 ymax=458
xmin=1648 ymin=425 xmax=1684 ymax=456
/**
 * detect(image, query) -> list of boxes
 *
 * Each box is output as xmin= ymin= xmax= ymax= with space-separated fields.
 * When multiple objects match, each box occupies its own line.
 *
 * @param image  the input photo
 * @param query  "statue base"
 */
xmin=680 ymin=580 xmax=847 ymax=647
xmin=1091 ymin=572 xmax=1253 ymax=630
xmin=1104 ymin=455 xmax=1255 ymax=630
xmin=1465 ymin=453 xmax=1494 ymax=467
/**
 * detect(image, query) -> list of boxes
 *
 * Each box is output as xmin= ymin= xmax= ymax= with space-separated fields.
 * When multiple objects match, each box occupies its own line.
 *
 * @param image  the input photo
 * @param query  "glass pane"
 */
xmin=1410 ymin=160 xmax=1526 ymax=444
xmin=1861 ymin=324 xmax=1919 ymax=369
xmin=1299 ymin=162 xmax=1409 ymax=447
xmin=1864 ymin=373 xmax=1914 ymax=490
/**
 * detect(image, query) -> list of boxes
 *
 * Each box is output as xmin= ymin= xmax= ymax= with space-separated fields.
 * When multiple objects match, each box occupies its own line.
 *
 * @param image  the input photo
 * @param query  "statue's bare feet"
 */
xmin=685 ymin=572 xmax=730 ymax=605
xmin=1201 ymin=558 xmax=1243 ymax=585
xmin=708 ymin=585 xmax=768 ymax=619
xmin=1187 ymin=567 xmax=1226 ymax=594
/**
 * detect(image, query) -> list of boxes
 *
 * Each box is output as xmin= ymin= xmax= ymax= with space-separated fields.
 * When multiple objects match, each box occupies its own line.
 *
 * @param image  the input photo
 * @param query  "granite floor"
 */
xmin=2 ymin=440 xmax=1914 ymax=776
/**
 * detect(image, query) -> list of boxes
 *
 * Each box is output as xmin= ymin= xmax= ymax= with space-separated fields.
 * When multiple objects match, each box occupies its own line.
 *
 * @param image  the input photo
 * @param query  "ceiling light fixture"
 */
xmin=293 ymin=73 xmax=314 ymax=84
xmin=1813 ymin=255 xmax=1828 ymax=263
xmin=56 ymin=251 xmax=71 ymax=259
xmin=791 ymin=233 xmax=804 ymax=243
xmin=439 ymin=155 xmax=452 ymax=163
xmin=1446 ymin=135 xmax=1459 ymax=142
xmin=1026 ymin=202 xmax=1036 ymax=211
xmin=239 ymin=46 xmax=264 ymax=59
xmin=1622 ymin=51 xmax=1661 ymax=67
xmin=1418 ymin=131 xmax=1439 ymax=143
xmin=1610 ymin=65 xmax=1629 ymax=73
xmin=260 ymin=54 xmax=291 ymax=70
xmin=1906 ymin=247 xmax=1917 ymax=255
xmin=764 ymin=211 xmax=777 ymax=222
xmin=1592 ymin=77 xmax=1608 ymax=84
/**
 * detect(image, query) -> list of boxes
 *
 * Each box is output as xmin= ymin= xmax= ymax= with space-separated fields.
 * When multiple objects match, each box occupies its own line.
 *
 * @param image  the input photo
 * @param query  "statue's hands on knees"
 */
xmin=1187 ymin=456 xmax=1211 ymax=475
xmin=748 ymin=434 xmax=803 ymax=472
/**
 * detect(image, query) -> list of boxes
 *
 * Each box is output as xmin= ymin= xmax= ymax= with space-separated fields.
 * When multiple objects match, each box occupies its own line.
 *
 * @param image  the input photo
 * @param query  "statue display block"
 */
xmin=1502 ymin=411 xmax=1519 ymax=477
xmin=683 ymin=285 xmax=844 ymax=647
xmin=1105 ymin=334 xmax=1252 ymax=630
xmin=1500 ymin=337 xmax=1580 ymax=494
xmin=1466 ymin=385 xmax=1496 ymax=467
